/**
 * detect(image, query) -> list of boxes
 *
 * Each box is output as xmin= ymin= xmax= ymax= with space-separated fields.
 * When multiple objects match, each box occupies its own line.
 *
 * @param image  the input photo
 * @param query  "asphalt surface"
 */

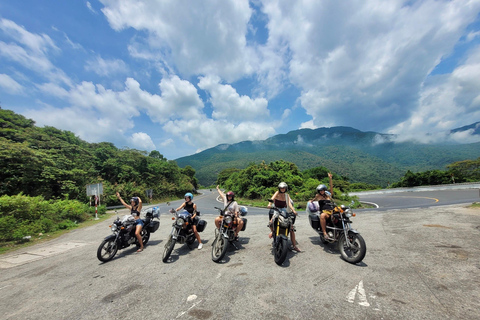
xmin=1 ymin=190 xmax=480 ymax=319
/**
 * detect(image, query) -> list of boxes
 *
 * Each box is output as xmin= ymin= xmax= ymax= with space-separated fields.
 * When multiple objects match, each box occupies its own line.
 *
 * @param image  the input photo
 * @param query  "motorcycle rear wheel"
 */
xmin=339 ymin=233 xmax=366 ymax=264
xmin=211 ymin=234 xmax=228 ymax=263
xmin=162 ymin=235 xmax=176 ymax=263
xmin=97 ymin=238 xmax=118 ymax=262
xmin=274 ymin=237 xmax=288 ymax=265
xmin=140 ymin=229 xmax=150 ymax=246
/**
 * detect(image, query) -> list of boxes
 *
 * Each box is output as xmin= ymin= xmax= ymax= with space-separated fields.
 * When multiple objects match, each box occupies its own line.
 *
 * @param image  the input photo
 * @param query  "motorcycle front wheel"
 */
xmin=162 ymin=235 xmax=176 ymax=263
xmin=211 ymin=233 xmax=228 ymax=263
xmin=339 ymin=232 xmax=367 ymax=264
xmin=97 ymin=238 xmax=118 ymax=262
xmin=274 ymin=237 xmax=288 ymax=265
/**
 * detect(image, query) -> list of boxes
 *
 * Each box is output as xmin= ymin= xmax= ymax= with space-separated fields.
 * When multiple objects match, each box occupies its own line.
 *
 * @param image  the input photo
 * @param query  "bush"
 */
xmin=0 ymin=194 xmax=94 ymax=241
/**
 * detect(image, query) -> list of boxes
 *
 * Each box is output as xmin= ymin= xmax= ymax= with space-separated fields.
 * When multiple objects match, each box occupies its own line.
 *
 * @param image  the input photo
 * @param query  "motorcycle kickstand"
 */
xmin=231 ymin=241 xmax=239 ymax=250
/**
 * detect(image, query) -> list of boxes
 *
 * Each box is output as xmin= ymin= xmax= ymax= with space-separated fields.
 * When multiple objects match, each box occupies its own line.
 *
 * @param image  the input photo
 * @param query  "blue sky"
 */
xmin=1 ymin=0 xmax=480 ymax=160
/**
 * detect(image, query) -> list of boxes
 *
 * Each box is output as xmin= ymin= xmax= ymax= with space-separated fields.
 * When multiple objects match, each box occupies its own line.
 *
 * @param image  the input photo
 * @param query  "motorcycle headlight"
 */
xmin=224 ymin=216 xmax=233 ymax=224
xmin=345 ymin=209 xmax=352 ymax=218
xmin=111 ymin=224 xmax=118 ymax=232
xmin=279 ymin=216 xmax=289 ymax=228
xmin=176 ymin=218 xmax=185 ymax=226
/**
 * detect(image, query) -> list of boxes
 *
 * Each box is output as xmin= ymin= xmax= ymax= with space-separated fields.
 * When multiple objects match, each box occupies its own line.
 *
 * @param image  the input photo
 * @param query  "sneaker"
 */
xmin=197 ymin=243 xmax=203 ymax=250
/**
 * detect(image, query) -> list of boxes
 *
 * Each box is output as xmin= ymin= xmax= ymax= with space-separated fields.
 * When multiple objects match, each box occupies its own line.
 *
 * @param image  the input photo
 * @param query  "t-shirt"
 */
xmin=223 ymin=198 xmax=239 ymax=214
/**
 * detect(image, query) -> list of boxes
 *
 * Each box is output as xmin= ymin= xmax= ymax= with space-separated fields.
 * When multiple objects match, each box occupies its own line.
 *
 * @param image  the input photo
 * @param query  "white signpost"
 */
xmin=86 ymin=183 xmax=103 ymax=220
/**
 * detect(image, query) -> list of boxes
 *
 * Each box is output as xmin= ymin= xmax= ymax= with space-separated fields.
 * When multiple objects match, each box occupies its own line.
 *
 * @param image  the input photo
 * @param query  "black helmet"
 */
xmin=130 ymin=197 xmax=139 ymax=206
xmin=316 ymin=184 xmax=327 ymax=193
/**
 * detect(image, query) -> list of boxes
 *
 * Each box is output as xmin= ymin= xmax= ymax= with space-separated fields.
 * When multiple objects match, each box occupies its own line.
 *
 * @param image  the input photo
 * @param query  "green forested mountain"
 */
xmin=175 ymin=126 xmax=480 ymax=187
xmin=0 ymin=108 xmax=196 ymax=204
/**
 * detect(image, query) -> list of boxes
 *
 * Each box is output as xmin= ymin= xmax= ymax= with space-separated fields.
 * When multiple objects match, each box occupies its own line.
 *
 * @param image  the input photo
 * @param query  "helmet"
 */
xmin=316 ymin=184 xmax=327 ymax=193
xmin=239 ymin=206 xmax=248 ymax=216
xmin=184 ymin=192 xmax=193 ymax=200
xmin=308 ymin=201 xmax=319 ymax=213
xmin=278 ymin=182 xmax=288 ymax=192
xmin=130 ymin=197 xmax=139 ymax=206
xmin=226 ymin=191 xmax=235 ymax=199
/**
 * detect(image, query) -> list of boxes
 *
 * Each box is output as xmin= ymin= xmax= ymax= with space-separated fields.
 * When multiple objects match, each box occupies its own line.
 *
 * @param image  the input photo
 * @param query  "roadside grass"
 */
xmin=0 ymin=210 xmax=117 ymax=256
xmin=468 ymin=202 xmax=480 ymax=209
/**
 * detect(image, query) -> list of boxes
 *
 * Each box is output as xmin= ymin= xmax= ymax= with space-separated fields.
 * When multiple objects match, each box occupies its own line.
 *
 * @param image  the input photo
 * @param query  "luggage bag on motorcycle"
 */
xmin=147 ymin=220 xmax=160 ymax=232
xmin=308 ymin=214 xmax=320 ymax=230
xmin=241 ymin=218 xmax=247 ymax=231
xmin=196 ymin=219 xmax=207 ymax=232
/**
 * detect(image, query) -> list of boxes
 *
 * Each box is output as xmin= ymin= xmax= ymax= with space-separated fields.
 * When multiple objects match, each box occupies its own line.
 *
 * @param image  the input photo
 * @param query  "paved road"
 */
xmin=353 ymin=184 xmax=480 ymax=210
xmin=1 ymin=191 xmax=480 ymax=319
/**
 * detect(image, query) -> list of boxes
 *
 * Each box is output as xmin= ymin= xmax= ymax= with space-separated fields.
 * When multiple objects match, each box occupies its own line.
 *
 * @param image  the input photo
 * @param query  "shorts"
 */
xmin=135 ymin=219 xmax=144 ymax=227
xmin=189 ymin=216 xmax=200 ymax=226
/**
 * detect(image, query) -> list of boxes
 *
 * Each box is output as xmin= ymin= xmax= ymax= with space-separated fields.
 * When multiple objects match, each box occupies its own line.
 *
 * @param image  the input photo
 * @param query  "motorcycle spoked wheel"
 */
xmin=162 ymin=235 xmax=176 ymax=263
xmin=97 ymin=238 xmax=118 ymax=262
xmin=338 ymin=232 xmax=366 ymax=264
xmin=211 ymin=233 xmax=228 ymax=263
xmin=274 ymin=237 xmax=288 ymax=266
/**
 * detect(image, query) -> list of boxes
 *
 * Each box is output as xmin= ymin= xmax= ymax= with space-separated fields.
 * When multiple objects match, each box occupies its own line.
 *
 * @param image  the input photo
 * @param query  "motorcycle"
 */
xmin=307 ymin=200 xmax=366 ymax=264
xmin=211 ymin=206 xmax=248 ymax=263
xmin=162 ymin=209 xmax=207 ymax=262
xmin=268 ymin=199 xmax=294 ymax=265
xmin=97 ymin=207 xmax=160 ymax=262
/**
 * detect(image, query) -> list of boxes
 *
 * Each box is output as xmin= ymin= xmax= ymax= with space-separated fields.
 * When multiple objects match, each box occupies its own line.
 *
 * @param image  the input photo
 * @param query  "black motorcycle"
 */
xmin=162 ymin=209 xmax=207 ymax=262
xmin=268 ymin=199 xmax=294 ymax=265
xmin=307 ymin=200 xmax=366 ymax=264
xmin=97 ymin=207 xmax=160 ymax=262
xmin=211 ymin=207 xmax=247 ymax=263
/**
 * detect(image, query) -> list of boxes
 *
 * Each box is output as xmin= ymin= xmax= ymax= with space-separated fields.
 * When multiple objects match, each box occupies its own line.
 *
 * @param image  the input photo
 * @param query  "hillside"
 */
xmin=175 ymin=126 xmax=480 ymax=187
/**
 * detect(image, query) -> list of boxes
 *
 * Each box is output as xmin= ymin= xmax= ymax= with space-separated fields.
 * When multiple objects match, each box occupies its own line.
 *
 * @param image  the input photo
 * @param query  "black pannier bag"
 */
xmin=196 ymin=219 xmax=207 ymax=232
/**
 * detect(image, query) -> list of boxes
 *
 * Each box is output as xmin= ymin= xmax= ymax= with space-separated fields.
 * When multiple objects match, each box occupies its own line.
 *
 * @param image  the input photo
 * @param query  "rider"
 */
xmin=116 ymin=192 xmax=144 ymax=253
xmin=175 ymin=192 xmax=203 ymax=249
xmin=267 ymin=182 xmax=300 ymax=252
xmin=309 ymin=172 xmax=334 ymax=240
xmin=215 ymin=185 xmax=244 ymax=241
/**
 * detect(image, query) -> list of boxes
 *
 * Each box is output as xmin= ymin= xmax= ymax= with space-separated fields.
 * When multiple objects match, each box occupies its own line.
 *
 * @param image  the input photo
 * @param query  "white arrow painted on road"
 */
xmin=347 ymin=280 xmax=370 ymax=307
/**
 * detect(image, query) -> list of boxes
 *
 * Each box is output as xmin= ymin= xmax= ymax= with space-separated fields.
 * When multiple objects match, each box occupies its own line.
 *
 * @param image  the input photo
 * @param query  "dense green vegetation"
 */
xmin=0 ymin=108 xmax=197 ymax=204
xmin=0 ymin=108 xmax=197 ymax=245
xmin=219 ymin=160 xmax=362 ymax=207
xmin=391 ymin=158 xmax=480 ymax=187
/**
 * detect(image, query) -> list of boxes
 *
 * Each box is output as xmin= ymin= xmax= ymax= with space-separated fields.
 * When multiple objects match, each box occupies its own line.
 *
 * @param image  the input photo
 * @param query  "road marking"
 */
xmin=391 ymin=195 xmax=439 ymax=202
xmin=176 ymin=296 xmax=202 ymax=319
xmin=347 ymin=280 xmax=370 ymax=307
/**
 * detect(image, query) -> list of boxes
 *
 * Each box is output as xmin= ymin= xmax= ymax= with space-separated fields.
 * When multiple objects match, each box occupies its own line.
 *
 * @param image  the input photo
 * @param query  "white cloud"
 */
xmin=86 ymin=2 xmax=98 ymax=14
xmin=388 ymin=45 xmax=480 ymax=143
xmin=100 ymin=0 xmax=257 ymax=82
xmin=0 ymin=19 xmax=72 ymax=86
xmin=129 ymin=132 xmax=156 ymax=151
xmin=198 ymin=75 xmax=269 ymax=122
xmin=85 ymin=56 xmax=128 ymax=76
xmin=260 ymin=0 xmax=480 ymax=134
xmin=0 ymin=74 xmax=23 ymax=94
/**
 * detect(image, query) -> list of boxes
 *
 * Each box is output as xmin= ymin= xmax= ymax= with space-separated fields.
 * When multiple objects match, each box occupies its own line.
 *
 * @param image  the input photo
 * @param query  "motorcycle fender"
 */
xmin=103 ymin=234 xmax=116 ymax=241
xmin=278 ymin=234 xmax=289 ymax=241
xmin=348 ymin=229 xmax=359 ymax=234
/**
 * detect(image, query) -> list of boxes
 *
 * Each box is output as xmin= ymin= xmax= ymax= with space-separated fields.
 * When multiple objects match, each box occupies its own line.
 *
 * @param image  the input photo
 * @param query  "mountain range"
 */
xmin=175 ymin=124 xmax=480 ymax=187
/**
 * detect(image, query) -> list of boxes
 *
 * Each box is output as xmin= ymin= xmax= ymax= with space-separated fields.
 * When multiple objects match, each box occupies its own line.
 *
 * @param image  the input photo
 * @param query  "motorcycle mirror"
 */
xmin=268 ymin=199 xmax=273 ymax=203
